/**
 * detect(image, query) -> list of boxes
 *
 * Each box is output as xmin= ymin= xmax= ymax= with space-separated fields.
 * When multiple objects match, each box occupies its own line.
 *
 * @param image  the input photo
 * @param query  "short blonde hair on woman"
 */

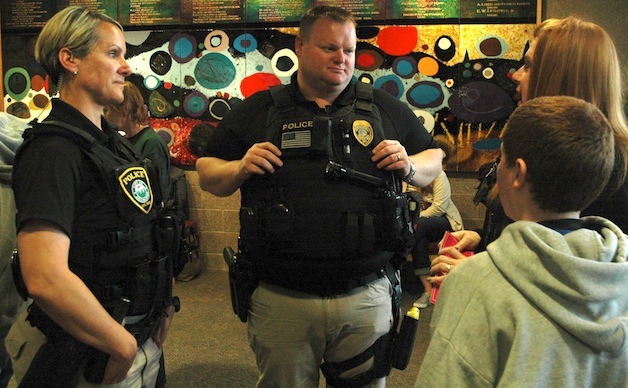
xmin=35 ymin=6 xmax=123 ymax=87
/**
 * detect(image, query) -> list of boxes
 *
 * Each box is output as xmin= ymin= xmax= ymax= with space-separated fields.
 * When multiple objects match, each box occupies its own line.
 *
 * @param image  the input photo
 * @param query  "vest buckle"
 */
xmin=107 ymin=228 xmax=133 ymax=247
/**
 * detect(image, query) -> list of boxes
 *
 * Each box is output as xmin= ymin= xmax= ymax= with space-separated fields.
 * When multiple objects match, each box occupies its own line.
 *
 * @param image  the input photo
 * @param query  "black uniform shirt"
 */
xmin=204 ymin=72 xmax=439 ymax=161
xmin=13 ymin=99 xmax=123 ymax=238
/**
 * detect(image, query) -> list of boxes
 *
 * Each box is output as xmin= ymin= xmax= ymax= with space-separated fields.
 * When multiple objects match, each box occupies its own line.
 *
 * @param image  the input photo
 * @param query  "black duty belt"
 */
xmin=125 ymin=316 xmax=160 ymax=346
xmin=264 ymin=261 xmax=398 ymax=297
xmin=73 ymin=224 xmax=154 ymax=249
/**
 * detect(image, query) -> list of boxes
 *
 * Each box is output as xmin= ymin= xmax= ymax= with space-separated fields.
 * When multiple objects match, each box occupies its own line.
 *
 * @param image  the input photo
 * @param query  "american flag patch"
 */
xmin=281 ymin=131 xmax=311 ymax=149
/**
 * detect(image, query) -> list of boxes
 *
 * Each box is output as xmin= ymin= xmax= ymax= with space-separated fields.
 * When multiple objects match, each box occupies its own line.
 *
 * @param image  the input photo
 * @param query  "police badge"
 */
xmin=353 ymin=120 xmax=374 ymax=147
xmin=118 ymin=166 xmax=154 ymax=214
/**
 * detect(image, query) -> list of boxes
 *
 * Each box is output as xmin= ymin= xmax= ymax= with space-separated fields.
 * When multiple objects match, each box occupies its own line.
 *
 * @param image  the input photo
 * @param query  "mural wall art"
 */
xmin=2 ymin=22 xmax=533 ymax=171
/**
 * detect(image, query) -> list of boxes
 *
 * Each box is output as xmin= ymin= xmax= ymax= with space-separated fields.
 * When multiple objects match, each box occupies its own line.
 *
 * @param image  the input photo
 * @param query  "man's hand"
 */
xmin=196 ymin=141 xmax=283 ymax=197
xmin=371 ymin=140 xmax=409 ymax=173
xmin=238 ymin=142 xmax=283 ymax=177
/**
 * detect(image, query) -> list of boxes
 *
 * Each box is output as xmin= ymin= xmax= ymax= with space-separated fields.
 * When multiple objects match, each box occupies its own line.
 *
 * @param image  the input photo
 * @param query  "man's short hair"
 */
xmin=299 ymin=6 xmax=356 ymax=41
xmin=501 ymin=95 xmax=615 ymax=212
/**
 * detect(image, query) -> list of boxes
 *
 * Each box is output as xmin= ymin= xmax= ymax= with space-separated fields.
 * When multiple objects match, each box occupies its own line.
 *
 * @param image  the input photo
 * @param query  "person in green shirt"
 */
xmin=105 ymin=81 xmax=171 ymax=203
xmin=105 ymin=80 xmax=173 ymax=387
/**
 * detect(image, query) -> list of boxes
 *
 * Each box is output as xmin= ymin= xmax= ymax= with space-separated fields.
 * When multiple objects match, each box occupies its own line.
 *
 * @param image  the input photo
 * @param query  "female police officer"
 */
xmin=5 ymin=6 xmax=174 ymax=386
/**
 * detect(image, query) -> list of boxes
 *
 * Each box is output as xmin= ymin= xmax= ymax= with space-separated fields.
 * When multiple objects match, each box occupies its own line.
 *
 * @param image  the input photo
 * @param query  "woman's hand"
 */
xmin=439 ymin=230 xmax=481 ymax=252
xmin=428 ymin=238 xmax=477 ymax=286
xmin=153 ymin=305 xmax=175 ymax=349
xmin=101 ymin=330 xmax=138 ymax=384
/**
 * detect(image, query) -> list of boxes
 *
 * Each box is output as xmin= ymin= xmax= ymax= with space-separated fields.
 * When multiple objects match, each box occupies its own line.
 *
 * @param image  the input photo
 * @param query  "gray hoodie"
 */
xmin=416 ymin=217 xmax=627 ymax=387
xmin=0 ymin=112 xmax=28 ymax=341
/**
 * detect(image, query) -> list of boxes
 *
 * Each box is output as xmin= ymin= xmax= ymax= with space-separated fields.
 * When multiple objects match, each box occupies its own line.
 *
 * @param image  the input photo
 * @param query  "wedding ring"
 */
xmin=396 ymin=152 xmax=401 ymax=161
xmin=445 ymin=264 xmax=452 ymax=271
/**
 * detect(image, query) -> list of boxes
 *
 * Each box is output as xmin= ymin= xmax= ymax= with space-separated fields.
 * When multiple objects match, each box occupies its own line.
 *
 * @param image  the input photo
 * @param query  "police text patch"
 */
xmin=118 ymin=166 xmax=153 ymax=214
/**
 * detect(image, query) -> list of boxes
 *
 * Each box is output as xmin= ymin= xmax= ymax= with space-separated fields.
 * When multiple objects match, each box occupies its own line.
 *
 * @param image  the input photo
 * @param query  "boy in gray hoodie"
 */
xmin=416 ymin=96 xmax=627 ymax=387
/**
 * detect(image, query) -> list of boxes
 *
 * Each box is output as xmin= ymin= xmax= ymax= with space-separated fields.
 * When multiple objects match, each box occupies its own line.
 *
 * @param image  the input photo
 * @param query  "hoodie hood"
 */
xmin=488 ymin=217 xmax=627 ymax=354
xmin=0 ymin=113 xmax=28 ymax=184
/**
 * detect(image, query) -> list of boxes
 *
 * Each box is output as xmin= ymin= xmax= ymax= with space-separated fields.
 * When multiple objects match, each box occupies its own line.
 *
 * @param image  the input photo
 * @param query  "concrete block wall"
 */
xmin=186 ymin=170 xmax=487 ymax=271
xmin=186 ymin=171 xmax=239 ymax=272
xmin=448 ymin=174 xmax=487 ymax=232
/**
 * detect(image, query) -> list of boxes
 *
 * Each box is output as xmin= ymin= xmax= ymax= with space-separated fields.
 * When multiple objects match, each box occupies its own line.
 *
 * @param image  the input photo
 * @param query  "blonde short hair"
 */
xmin=299 ymin=6 xmax=356 ymax=42
xmin=35 ymin=6 xmax=123 ymax=86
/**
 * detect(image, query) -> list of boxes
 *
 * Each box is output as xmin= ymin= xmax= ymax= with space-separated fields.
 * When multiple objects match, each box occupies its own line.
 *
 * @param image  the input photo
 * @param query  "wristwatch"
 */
xmin=402 ymin=161 xmax=416 ymax=183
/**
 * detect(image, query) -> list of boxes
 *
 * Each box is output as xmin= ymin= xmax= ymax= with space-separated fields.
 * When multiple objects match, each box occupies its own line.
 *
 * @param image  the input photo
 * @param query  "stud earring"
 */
xmin=73 ymin=70 xmax=78 ymax=76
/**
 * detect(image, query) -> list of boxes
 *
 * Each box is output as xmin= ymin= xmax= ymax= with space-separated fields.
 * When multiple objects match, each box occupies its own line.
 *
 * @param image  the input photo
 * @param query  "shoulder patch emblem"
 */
xmin=353 ymin=120 xmax=374 ymax=147
xmin=118 ymin=166 xmax=153 ymax=214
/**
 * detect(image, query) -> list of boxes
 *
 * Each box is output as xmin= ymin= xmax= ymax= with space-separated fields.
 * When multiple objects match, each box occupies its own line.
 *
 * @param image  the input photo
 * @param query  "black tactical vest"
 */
xmin=19 ymin=120 xmax=163 ymax=316
xmin=239 ymin=82 xmax=410 ymax=285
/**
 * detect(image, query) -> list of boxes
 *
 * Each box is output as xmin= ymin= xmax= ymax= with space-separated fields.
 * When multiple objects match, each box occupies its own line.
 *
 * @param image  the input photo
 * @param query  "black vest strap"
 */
xmin=38 ymin=119 xmax=145 ymax=162
xmin=269 ymin=82 xmax=374 ymax=115
xmin=269 ymin=85 xmax=295 ymax=114
xmin=355 ymin=81 xmax=373 ymax=114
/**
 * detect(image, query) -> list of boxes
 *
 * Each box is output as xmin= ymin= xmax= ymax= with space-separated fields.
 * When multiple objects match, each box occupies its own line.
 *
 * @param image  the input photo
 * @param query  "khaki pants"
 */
xmin=248 ymin=277 xmax=393 ymax=388
xmin=5 ymin=310 xmax=162 ymax=387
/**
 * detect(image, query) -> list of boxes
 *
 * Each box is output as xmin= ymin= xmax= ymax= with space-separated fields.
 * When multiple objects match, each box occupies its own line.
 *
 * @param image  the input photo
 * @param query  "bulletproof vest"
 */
xmin=19 ymin=120 xmax=163 ymax=316
xmin=240 ymin=83 xmax=408 ymax=269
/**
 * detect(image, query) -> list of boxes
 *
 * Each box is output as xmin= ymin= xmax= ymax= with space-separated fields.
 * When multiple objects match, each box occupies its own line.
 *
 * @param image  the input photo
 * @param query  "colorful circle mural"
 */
xmin=169 ymin=33 xmax=197 ymax=63
xmin=4 ymin=67 xmax=30 ymax=101
xmin=271 ymin=48 xmax=298 ymax=78
xmin=194 ymin=53 xmax=236 ymax=89
xmin=374 ymin=75 xmax=404 ymax=99
xmin=183 ymin=91 xmax=209 ymax=118
xmin=234 ymin=33 xmax=258 ymax=53
xmin=204 ymin=30 xmax=230 ymax=52
xmin=392 ymin=56 xmax=417 ymax=79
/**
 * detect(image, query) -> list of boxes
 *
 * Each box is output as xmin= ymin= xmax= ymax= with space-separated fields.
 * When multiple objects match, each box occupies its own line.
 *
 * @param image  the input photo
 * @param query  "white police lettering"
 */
xmin=282 ymin=120 xmax=314 ymax=131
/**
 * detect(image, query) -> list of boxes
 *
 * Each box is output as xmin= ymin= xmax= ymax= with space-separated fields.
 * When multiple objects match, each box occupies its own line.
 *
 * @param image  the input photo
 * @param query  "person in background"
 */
xmin=416 ymin=95 xmax=627 ymax=386
xmin=406 ymin=170 xmax=463 ymax=309
xmin=105 ymin=81 xmax=171 ymax=203
xmin=428 ymin=17 xmax=628 ymax=285
xmin=5 ymin=6 xmax=176 ymax=386
xmin=0 ymin=113 xmax=29 ymax=386
xmin=104 ymin=80 xmax=173 ymax=388
xmin=196 ymin=6 xmax=442 ymax=387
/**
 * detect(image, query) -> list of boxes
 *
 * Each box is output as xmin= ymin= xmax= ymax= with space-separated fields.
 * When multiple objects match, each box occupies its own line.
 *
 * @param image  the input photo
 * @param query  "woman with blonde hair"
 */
xmin=524 ymin=17 xmax=628 ymax=224
xmin=6 ymin=6 xmax=174 ymax=386
xmin=428 ymin=16 xmax=628 ymax=283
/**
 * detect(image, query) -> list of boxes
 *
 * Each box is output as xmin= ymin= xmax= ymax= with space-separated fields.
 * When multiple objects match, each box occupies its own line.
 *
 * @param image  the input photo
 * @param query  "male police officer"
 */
xmin=197 ymin=6 xmax=442 ymax=387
